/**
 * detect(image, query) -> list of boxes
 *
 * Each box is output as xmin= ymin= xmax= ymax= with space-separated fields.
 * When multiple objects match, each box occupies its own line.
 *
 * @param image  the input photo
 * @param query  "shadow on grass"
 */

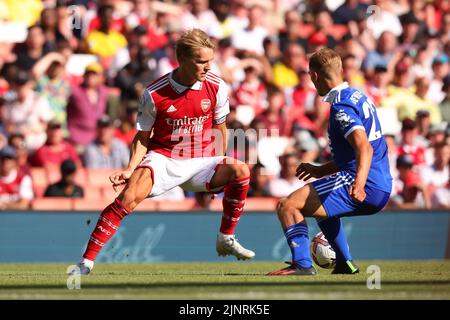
xmin=2 ymin=280 xmax=450 ymax=290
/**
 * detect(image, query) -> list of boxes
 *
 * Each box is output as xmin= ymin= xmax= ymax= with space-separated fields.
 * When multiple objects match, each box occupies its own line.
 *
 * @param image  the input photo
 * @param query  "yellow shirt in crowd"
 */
xmin=86 ymin=30 xmax=128 ymax=58
xmin=0 ymin=0 xmax=43 ymax=26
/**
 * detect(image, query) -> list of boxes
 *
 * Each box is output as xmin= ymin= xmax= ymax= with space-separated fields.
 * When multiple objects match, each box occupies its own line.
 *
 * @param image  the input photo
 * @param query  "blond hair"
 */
xmin=308 ymin=48 xmax=342 ymax=77
xmin=175 ymin=29 xmax=215 ymax=62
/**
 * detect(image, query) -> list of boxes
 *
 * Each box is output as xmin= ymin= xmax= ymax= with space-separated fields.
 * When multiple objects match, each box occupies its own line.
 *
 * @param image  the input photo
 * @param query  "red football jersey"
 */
xmin=0 ymin=170 xmax=33 ymax=203
xmin=137 ymin=71 xmax=230 ymax=159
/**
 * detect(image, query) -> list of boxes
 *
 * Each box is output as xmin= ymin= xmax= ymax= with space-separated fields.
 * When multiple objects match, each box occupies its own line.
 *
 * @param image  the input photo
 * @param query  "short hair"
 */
xmin=175 ymin=29 xmax=215 ymax=62
xmin=308 ymin=48 xmax=342 ymax=76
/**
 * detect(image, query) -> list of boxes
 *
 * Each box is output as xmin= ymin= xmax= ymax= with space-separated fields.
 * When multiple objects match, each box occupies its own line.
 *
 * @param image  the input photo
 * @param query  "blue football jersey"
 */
xmin=323 ymin=82 xmax=392 ymax=193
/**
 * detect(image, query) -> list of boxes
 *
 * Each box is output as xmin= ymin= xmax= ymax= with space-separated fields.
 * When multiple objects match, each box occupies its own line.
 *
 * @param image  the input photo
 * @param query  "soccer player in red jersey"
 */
xmin=70 ymin=29 xmax=255 ymax=274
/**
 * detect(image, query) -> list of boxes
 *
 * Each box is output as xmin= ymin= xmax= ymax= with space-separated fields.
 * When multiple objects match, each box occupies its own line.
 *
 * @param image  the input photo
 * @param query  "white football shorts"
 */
xmin=137 ymin=151 xmax=227 ymax=197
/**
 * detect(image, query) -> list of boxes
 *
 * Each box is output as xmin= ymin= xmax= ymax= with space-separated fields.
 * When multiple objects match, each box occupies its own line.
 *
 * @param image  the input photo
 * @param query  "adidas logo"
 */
xmin=167 ymin=105 xmax=177 ymax=112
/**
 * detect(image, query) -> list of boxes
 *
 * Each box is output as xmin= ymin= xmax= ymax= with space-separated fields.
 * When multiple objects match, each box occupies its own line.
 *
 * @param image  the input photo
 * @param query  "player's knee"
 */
xmin=118 ymin=188 xmax=140 ymax=211
xmin=277 ymin=198 xmax=297 ymax=219
xmin=231 ymin=162 xmax=250 ymax=179
xmin=118 ymin=171 xmax=152 ymax=210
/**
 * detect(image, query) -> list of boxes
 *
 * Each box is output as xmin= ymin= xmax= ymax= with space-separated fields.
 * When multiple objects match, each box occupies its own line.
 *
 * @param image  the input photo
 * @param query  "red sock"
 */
xmin=83 ymin=198 xmax=131 ymax=261
xmin=220 ymin=176 xmax=250 ymax=235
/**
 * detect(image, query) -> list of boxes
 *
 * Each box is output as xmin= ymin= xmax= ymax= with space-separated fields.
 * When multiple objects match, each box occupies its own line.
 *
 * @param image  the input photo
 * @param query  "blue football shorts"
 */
xmin=311 ymin=171 xmax=391 ymax=218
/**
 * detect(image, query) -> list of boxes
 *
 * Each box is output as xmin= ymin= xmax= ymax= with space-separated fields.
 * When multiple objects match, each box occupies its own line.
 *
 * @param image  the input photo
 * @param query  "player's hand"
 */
xmin=296 ymin=163 xmax=323 ymax=181
xmin=349 ymin=182 xmax=366 ymax=203
xmin=109 ymin=168 xmax=134 ymax=192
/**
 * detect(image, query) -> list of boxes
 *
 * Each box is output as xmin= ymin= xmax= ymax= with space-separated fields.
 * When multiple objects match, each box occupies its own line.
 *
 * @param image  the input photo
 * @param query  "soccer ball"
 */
xmin=310 ymin=232 xmax=336 ymax=269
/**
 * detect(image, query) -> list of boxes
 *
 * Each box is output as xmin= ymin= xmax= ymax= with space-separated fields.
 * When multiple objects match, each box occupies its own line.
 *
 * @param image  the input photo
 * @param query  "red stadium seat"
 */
xmin=72 ymin=198 xmax=110 ymax=211
xmin=207 ymin=197 xmax=277 ymax=212
xmin=134 ymin=199 xmax=158 ymax=211
xmin=74 ymin=167 xmax=88 ymax=187
xmin=156 ymin=199 xmax=197 ymax=211
xmin=30 ymin=167 xmax=48 ymax=188
xmin=31 ymin=198 xmax=73 ymax=210
xmin=87 ymin=169 xmax=116 ymax=188
xmin=45 ymin=164 xmax=61 ymax=184
xmin=83 ymin=186 xmax=102 ymax=200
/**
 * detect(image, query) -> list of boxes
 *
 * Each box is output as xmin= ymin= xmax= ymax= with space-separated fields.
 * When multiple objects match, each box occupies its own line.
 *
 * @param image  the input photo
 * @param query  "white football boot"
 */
xmin=67 ymin=259 xmax=94 ymax=275
xmin=216 ymin=232 xmax=255 ymax=260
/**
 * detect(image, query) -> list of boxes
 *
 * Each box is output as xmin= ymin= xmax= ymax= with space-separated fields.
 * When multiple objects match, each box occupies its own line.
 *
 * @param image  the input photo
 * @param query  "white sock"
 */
xmin=81 ymin=258 xmax=94 ymax=269
xmin=218 ymin=232 xmax=234 ymax=240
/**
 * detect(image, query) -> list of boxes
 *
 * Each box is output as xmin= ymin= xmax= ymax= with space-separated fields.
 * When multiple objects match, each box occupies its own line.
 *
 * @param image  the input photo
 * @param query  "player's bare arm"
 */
xmin=346 ymin=129 xmax=373 ymax=203
xmin=296 ymin=161 xmax=340 ymax=181
xmin=213 ymin=122 xmax=228 ymax=157
xmin=110 ymin=130 xmax=151 ymax=191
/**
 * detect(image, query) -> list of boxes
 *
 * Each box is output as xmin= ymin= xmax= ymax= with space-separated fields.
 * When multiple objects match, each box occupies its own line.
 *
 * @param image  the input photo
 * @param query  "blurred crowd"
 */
xmin=0 ymin=0 xmax=449 ymax=210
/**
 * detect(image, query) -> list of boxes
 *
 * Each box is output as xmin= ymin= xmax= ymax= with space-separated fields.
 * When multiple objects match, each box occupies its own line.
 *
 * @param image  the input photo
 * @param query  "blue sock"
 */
xmin=284 ymin=222 xmax=312 ymax=268
xmin=318 ymin=217 xmax=352 ymax=264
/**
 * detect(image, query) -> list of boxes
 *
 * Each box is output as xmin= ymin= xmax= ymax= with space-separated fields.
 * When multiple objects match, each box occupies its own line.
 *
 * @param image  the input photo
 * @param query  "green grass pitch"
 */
xmin=0 ymin=261 xmax=449 ymax=299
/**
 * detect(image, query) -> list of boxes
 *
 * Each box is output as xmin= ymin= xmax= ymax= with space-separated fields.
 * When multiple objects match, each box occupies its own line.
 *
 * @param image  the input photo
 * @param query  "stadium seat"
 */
xmin=207 ymin=197 xmax=277 ymax=212
xmin=83 ymin=186 xmax=102 ymax=200
xmin=31 ymin=198 xmax=73 ymax=210
xmin=156 ymin=199 xmax=197 ymax=211
xmin=74 ymin=167 xmax=88 ymax=187
xmin=244 ymin=198 xmax=278 ymax=211
xmin=45 ymin=164 xmax=62 ymax=184
xmin=102 ymin=185 xmax=122 ymax=200
xmin=30 ymin=167 xmax=48 ymax=187
xmin=33 ymin=185 xmax=47 ymax=198
xmin=72 ymin=198 xmax=110 ymax=211
xmin=135 ymin=199 xmax=158 ymax=211
xmin=87 ymin=169 xmax=116 ymax=188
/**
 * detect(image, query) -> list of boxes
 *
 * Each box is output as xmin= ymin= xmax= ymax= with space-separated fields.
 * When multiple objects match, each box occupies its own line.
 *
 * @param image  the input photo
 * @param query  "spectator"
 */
xmin=32 ymin=120 xmax=81 ymax=168
xmin=255 ymin=88 xmax=288 ymax=136
xmin=419 ymin=142 xmax=450 ymax=202
xmin=233 ymin=65 xmax=267 ymax=117
xmin=32 ymin=52 xmax=71 ymax=130
xmin=312 ymin=9 xmax=339 ymax=48
xmin=440 ymin=75 xmax=450 ymax=122
xmin=342 ymin=54 xmax=366 ymax=89
xmin=231 ymin=4 xmax=269 ymax=56
xmin=398 ymin=118 xmax=426 ymax=167
xmin=272 ymin=42 xmax=306 ymax=89
xmin=362 ymin=31 xmax=398 ymax=77
xmin=40 ymin=7 xmax=76 ymax=52
xmin=332 ymin=0 xmax=369 ymax=25
xmin=84 ymin=5 xmax=128 ymax=68
xmin=114 ymin=101 xmax=138 ymax=147
xmin=411 ymin=77 xmax=442 ymax=124
xmin=83 ymin=115 xmax=129 ymax=169
xmin=425 ymin=122 xmax=448 ymax=165
xmin=427 ymin=54 xmax=449 ymax=104
xmin=0 ymin=146 xmax=33 ymax=210
xmin=278 ymin=9 xmax=311 ymax=52
xmin=268 ymin=153 xmax=305 ymax=198
xmin=415 ymin=110 xmax=431 ymax=143
xmin=1 ymin=0 xmax=43 ymax=27
xmin=180 ymin=0 xmax=222 ymax=36
xmin=389 ymin=154 xmax=431 ymax=209
xmin=14 ymin=24 xmax=48 ymax=70
xmin=8 ymin=133 xmax=30 ymax=175
xmin=67 ymin=62 xmax=109 ymax=152
xmin=398 ymin=12 xmax=423 ymax=52
xmin=44 ymin=159 xmax=84 ymax=198
xmin=248 ymin=162 xmax=270 ymax=197
xmin=4 ymin=70 xmax=53 ymax=151
xmin=289 ymin=68 xmax=317 ymax=133
xmin=115 ymin=47 xmax=158 ymax=102
xmin=366 ymin=64 xmax=391 ymax=106
xmin=366 ymin=0 xmax=403 ymax=39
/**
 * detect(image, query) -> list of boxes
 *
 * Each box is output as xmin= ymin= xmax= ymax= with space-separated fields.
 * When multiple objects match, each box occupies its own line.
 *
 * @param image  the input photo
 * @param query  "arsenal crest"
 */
xmin=200 ymin=99 xmax=211 ymax=112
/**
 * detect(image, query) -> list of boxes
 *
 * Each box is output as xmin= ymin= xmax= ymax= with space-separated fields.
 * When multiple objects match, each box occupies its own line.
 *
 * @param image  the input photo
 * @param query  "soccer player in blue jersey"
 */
xmin=267 ymin=48 xmax=392 ymax=275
